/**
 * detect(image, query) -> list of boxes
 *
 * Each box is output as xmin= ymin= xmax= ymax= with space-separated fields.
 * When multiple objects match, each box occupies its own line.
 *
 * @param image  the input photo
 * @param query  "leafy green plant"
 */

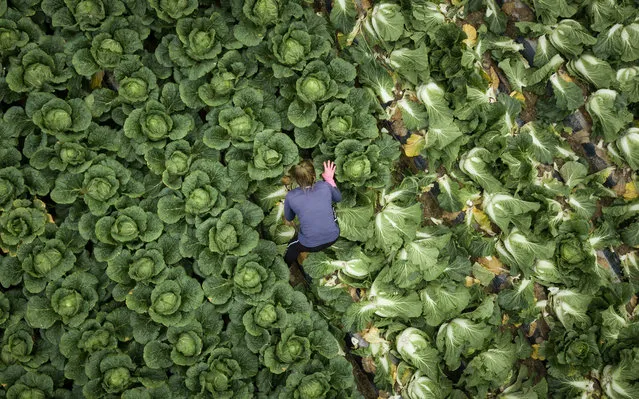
xmin=1 ymin=0 xmax=638 ymax=397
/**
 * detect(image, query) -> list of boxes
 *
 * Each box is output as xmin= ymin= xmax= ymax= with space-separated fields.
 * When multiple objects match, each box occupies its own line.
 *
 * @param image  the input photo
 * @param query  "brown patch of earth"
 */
xmin=502 ymin=0 xmax=536 ymax=38
xmin=419 ymin=191 xmax=442 ymax=222
xmin=520 ymin=90 xmax=538 ymax=123
xmin=346 ymin=354 xmax=378 ymax=399
xmin=461 ymin=10 xmax=485 ymax=29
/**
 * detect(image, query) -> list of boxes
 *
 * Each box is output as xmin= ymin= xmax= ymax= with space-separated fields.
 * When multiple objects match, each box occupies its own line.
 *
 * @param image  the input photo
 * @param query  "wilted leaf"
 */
xmin=403 ymin=134 xmax=426 ymax=157
xmin=462 ymin=24 xmax=477 ymax=47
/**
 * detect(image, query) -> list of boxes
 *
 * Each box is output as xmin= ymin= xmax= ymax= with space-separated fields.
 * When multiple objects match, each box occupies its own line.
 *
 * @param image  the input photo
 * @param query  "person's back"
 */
xmin=284 ymin=181 xmax=340 ymax=247
xmin=283 ymin=160 xmax=341 ymax=268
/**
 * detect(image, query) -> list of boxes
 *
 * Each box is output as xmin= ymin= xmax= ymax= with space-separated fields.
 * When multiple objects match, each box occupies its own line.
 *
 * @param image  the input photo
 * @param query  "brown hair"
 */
xmin=290 ymin=160 xmax=315 ymax=189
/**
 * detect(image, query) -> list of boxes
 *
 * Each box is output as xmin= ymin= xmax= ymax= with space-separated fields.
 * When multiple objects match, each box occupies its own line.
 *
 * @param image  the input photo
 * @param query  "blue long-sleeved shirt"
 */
xmin=283 ymin=181 xmax=341 ymax=247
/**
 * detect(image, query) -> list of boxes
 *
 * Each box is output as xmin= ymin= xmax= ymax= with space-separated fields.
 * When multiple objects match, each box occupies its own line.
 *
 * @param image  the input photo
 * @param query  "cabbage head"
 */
xmin=17 ymin=238 xmax=76 ymax=294
xmin=30 ymin=141 xmax=95 ymax=174
xmin=50 ymin=156 xmax=139 ymax=216
xmin=204 ymin=87 xmax=280 ymax=149
xmin=617 ymin=128 xmax=639 ymax=170
xmin=69 ymin=17 xmax=148 ymax=76
xmin=190 ymin=50 xmax=257 ymax=107
xmin=145 ymin=139 xmax=197 ymax=190
xmin=263 ymin=327 xmax=312 ymax=374
xmin=28 ymin=92 xmax=92 ymax=140
xmin=0 ymin=18 xmax=36 ymax=54
xmin=40 ymin=0 xmax=123 ymax=31
xmin=244 ymin=301 xmax=288 ymax=334
xmin=285 ymin=372 xmax=331 ymax=399
xmin=25 ymin=271 xmax=99 ymax=329
xmin=124 ymin=100 xmax=195 ymax=154
xmin=115 ymin=62 xmax=158 ymax=104
xmin=542 ymin=327 xmax=602 ymax=378
xmin=396 ymin=327 xmax=440 ymax=378
xmin=248 ymin=130 xmax=299 ymax=180
xmin=195 ymin=207 xmax=260 ymax=257
xmin=6 ymin=42 xmax=72 ymax=92
xmin=87 ymin=206 xmax=163 ymax=262
xmin=83 ymin=349 xmax=136 ymax=397
xmin=60 ymin=319 xmax=119 ymax=363
xmin=185 ymin=347 xmax=257 ymax=398
xmin=107 ymin=246 xmax=169 ymax=300
xmin=267 ymin=19 xmax=331 ymax=78
xmin=0 ymin=321 xmax=41 ymax=368
xmin=242 ymin=0 xmax=279 ymax=26
xmin=334 ymin=139 xmax=380 ymax=186
xmin=5 ymin=372 xmax=54 ymax=399
xmin=167 ymin=322 xmax=206 ymax=366
xmin=404 ymin=371 xmax=452 ymax=399
xmin=147 ymin=267 xmax=204 ymax=327
xmin=148 ymin=0 xmax=198 ymax=22
xmin=0 ymin=199 xmax=48 ymax=255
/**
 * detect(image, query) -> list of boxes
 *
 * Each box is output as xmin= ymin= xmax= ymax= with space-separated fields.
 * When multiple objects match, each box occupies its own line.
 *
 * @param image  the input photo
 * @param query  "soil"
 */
xmin=520 ymin=90 xmax=538 ymax=123
xmin=419 ymin=190 xmax=443 ymax=221
xmin=346 ymin=354 xmax=379 ymax=399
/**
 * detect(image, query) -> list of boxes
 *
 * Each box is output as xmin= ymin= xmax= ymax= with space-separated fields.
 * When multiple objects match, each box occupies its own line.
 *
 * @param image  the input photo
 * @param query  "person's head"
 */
xmin=290 ymin=160 xmax=315 ymax=188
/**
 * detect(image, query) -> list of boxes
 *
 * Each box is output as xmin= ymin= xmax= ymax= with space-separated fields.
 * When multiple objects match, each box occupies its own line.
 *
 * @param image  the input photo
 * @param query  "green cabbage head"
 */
xmin=146 ymin=267 xmax=204 ymax=327
xmin=263 ymin=327 xmax=311 ymax=374
xmin=0 ymin=199 xmax=48 ymax=255
xmin=148 ymin=0 xmax=198 ymax=22
xmin=168 ymin=323 xmax=205 ymax=366
xmin=196 ymin=208 xmax=260 ymax=256
xmin=244 ymin=0 xmax=279 ymax=26
xmin=5 ymin=372 xmax=54 ymax=399
xmin=84 ymin=350 xmax=136 ymax=397
xmin=29 ymin=93 xmax=92 ymax=140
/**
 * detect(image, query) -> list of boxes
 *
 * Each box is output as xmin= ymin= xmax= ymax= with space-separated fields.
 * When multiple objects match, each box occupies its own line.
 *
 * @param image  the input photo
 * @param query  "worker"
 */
xmin=283 ymin=159 xmax=341 ymax=268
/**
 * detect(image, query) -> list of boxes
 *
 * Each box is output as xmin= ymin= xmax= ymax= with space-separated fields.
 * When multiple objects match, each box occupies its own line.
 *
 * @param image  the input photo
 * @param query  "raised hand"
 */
xmin=322 ymin=160 xmax=336 ymax=187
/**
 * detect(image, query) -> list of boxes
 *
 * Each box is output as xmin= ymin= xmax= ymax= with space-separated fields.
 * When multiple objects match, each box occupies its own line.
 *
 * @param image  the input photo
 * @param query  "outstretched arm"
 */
xmin=322 ymin=160 xmax=341 ymax=202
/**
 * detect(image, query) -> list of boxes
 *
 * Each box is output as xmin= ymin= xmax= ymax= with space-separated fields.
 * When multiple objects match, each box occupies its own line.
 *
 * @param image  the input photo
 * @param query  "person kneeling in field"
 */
xmin=283 ymin=159 xmax=341 ymax=270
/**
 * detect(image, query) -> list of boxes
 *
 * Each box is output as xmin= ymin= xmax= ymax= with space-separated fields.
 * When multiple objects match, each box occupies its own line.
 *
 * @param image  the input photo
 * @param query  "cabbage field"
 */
xmin=1 ymin=0 xmax=639 ymax=397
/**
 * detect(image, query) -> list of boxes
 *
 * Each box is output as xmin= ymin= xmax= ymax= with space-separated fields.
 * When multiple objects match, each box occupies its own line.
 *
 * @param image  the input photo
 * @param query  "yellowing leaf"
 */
xmin=403 ymin=134 xmax=426 ymax=157
xmin=465 ymin=276 xmax=480 ymax=287
xmin=389 ymin=362 xmax=398 ymax=384
xmin=477 ymin=256 xmax=507 ymax=274
xmin=624 ymin=181 xmax=638 ymax=201
xmin=472 ymin=207 xmax=494 ymax=234
xmin=91 ymin=71 xmax=105 ymax=89
xmin=531 ymin=344 xmax=544 ymax=360
xmin=362 ymin=326 xmax=385 ymax=343
xmin=489 ymin=67 xmax=500 ymax=91
xmin=510 ymin=90 xmax=526 ymax=103
xmin=558 ymin=69 xmax=574 ymax=83
xmin=462 ymin=24 xmax=477 ymax=47
xmin=527 ymin=320 xmax=538 ymax=337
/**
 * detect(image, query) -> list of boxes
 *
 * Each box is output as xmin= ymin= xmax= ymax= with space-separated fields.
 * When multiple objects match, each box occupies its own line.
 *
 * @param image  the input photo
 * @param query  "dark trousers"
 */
xmin=284 ymin=236 xmax=338 ymax=267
